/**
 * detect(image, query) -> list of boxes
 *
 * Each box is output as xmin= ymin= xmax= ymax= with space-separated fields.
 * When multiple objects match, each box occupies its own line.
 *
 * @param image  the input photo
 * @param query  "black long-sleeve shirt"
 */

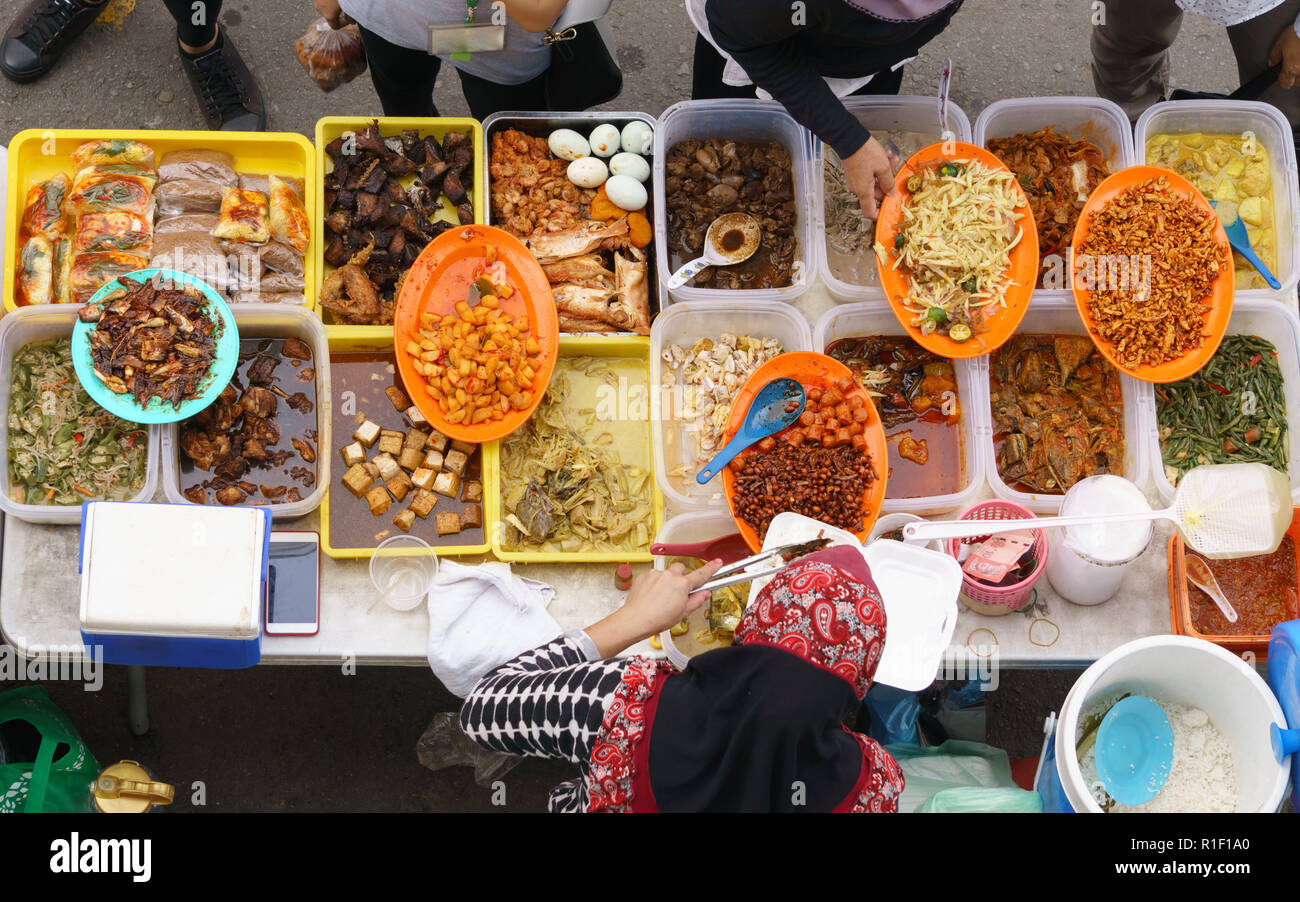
xmin=705 ymin=0 xmax=962 ymax=159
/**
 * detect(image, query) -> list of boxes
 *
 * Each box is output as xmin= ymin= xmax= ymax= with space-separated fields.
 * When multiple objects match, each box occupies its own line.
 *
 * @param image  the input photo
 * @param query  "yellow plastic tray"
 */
xmin=320 ymin=331 xmax=497 ymax=559
xmin=313 ymin=116 xmax=485 ymax=340
xmin=4 ymin=128 xmax=317 ymax=314
xmin=493 ymin=335 xmax=664 ymax=564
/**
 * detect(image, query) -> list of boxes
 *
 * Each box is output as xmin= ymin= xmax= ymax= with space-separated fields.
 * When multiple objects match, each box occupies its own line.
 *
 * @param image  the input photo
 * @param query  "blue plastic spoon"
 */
xmin=1212 ymin=200 xmax=1280 ymax=290
xmin=1095 ymin=696 xmax=1174 ymax=807
xmin=696 ymin=378 xmax=806 ymax=484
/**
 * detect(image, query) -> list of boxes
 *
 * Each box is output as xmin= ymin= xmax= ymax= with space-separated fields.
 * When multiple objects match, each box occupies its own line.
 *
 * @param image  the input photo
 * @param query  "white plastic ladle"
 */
xmin=664 ymin=212 xmax=760 ymax=290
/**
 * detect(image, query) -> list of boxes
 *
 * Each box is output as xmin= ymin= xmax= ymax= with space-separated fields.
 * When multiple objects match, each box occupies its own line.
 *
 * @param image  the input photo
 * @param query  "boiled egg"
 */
xmin=589 ymin=123 xmax=621 ymax=157
xmin=609 ymin=152 xmax=650 ymax=183
xmin=548 ymin=128 xmax=590 ymax=161
xmin=621 ymin=121 xmax=654 ymax=155
xmin=604 ymin=174 xmax=647 ymax=211
xmin=567 ymin=156 xmax=609 ymax=189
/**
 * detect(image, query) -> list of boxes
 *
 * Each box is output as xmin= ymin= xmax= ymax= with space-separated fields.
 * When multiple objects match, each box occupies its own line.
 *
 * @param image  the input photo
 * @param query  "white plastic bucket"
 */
xmin=1054 ymin=636 xmax=1290 ymax=812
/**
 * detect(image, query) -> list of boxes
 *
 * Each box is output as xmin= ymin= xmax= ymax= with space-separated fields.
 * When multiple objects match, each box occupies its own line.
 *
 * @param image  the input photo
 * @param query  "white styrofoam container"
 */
xmin=0 ymin=306 xmax=160 ymax=525
xmin=813 ymin=95 xmax=972 ymax=304
xmin=654 ymin=100 xmax=814 ymax=305
xmin=1148 ymin=296 xmax=1300 ymax=506
xmin=1134 ymin=100 xmax=1300 ymax=301
xmin=814 ymin=301 xmax=986 ymax=515
xmin=160 ymin=304 xmax=331 ymax=519
xmin=653 ymin=510 xmax=738 ymax=669
xmin=977 ymin=298 xmax=1153 ymax=514
xmin=650 ymin=300 xmax=812 ymax=510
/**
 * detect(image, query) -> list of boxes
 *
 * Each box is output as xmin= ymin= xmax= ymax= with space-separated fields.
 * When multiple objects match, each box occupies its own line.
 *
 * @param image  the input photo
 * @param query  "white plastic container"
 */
xmin=1135 ymin=100 xmax=1300 ymax=301
xmin=815 ymin=301 xmax=987 ymax=515
xmin=814 ymin=95 xmax=972 ymax=304
xmin=1147 ymin=296 xmax=1300 ymax=506
xmin=0 ymin=306 xmax=160 ymax=525
xmin=978 ymin=299 xmax=1152 ymax=514
xmin=654 ymin=100 xmax=814 ymax=305
xmin=650 ymin=300 xmax=812 ymax=510
xmin=653 ymin=510 xmax=738 ymax=669
xmin=867 ymin=512 xmax=943 ymax=553
xmin=1044 ymin=474 xmax=1153 ymax=606
xmin=1055 ymin=636 xmax=1290 ymax=812
xmin=160 ymin=304 xmax=331 ymax=519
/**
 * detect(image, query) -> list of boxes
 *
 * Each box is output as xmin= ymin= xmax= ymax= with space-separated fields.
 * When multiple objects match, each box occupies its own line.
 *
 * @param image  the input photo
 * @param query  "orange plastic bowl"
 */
xmin=721 ymin=352 xmax=889 ymax=552
xmin=875 ymin=141 xmax=1039 ymax=360
xmin=394 ymin=224 xmax=558 ymax=443
xmin=1070 ymin=165 xmax=1234 ymax=384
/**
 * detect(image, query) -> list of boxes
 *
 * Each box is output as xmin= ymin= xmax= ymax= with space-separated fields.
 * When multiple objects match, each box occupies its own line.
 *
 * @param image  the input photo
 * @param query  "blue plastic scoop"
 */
xmin=1212 ymin=200 xmax=1280 ymax=290
xmin=1095 ymin=695 xmax=1174 ymax=807
xmin=696 ymin=378 xmax=805 ymax=484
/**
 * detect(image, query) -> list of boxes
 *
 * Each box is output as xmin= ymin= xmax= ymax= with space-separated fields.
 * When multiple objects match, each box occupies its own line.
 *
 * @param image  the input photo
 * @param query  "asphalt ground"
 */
xmin=0 ymin=0 xmax=1245 ymax=811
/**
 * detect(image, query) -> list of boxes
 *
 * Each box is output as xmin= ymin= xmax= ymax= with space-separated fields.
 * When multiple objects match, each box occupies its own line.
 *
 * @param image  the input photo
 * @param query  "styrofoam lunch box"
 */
xmin=813 ymin=95 xmax=972 ymax=304
xmin=159 ymin=304 xmax=332 ymax=519
xmin=654 ymin=99 xmax=814 ymax=305
xmin=0 ymin=306 xmax=160 ymax=525
xmin=1148 ymin=297 xmax=1300 ymax=506
xmin=650 ymin=300 xmax=812 ymax=510
xmin=1135 ymin=100 xmax=1300 ymax=301
xmin=79 ymin=501 xmax=270 ymax=668
xmin=814 ymin=301 xmax=987 ymax=515
xmin=974 ymin=96 xmax=1136 ymax=303
xmin=977 ymin=298 xmax=1153 ymax=514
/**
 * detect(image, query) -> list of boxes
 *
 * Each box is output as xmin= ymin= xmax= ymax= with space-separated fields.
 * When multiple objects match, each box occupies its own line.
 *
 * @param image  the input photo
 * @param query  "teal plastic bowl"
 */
xmin=71 ymin=269 xmax=239 ymax=425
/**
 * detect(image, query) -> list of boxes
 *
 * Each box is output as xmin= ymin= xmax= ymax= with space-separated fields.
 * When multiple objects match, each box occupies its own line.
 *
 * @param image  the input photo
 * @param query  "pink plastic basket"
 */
xmin=946 ymin=499 xmax=1048 ymax=614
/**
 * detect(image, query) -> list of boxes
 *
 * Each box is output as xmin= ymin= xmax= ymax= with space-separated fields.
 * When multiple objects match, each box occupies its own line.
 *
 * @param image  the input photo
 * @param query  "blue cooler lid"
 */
xmin=1267 ymin=620 xmax=1300 ymax=812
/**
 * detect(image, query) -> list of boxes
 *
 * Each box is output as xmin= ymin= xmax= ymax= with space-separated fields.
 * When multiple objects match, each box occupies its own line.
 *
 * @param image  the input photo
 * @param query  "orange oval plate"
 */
xmin=1070 ymin=165 xmax=1234 ymax=384
xmin=721 ymin=352 xmax=889 ymax=552
xmin=875 ymin=141 xmax=1039 ymax=360
xmin=394 ymin=224 xmax=558 ymax=442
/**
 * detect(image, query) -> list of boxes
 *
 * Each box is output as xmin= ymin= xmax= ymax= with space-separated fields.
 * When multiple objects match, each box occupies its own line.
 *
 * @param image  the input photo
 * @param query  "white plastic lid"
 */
xmin=863 ymin=541 xmax=960 ymax=691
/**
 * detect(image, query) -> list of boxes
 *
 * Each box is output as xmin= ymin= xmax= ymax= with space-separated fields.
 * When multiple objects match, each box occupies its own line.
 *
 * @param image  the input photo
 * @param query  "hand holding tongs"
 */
xmin=695 ymin=539 xmax=831 ymax=594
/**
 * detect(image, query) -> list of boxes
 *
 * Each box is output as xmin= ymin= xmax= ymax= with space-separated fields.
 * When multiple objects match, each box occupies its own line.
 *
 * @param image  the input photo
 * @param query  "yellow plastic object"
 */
xmin=313 ymin=116 xmax=485 ymax=339
xmin=92 ymin=761 xmax=173 ymax=813
xmin=320 ymin=329 xmax=497 ymax=559
xmin=4 ymin=128 xmax=317 ymax=313
xmin=492 ymin=335 xmax=665 ymax=564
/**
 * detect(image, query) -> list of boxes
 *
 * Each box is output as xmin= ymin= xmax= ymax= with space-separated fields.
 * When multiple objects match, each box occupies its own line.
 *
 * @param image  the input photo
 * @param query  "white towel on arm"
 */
xmin=426 ymin=560 xmax=562 ymax=697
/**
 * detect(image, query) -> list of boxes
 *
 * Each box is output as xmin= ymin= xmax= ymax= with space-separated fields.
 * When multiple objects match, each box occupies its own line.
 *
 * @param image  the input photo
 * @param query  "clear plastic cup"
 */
xmin=369 ymin=536 xmax=439 ymax=611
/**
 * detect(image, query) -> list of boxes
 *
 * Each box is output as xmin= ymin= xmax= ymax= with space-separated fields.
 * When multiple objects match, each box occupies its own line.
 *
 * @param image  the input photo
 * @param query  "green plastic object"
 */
xmin=0 ymin=685 xmax=100 ymax=813
xmin=887 ymin=740 xmax=1043 ymax=813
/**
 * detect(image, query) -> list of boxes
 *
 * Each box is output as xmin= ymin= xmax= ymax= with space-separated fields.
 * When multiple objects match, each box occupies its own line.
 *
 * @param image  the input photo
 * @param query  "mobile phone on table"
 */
xmin=265 ymin=531 xmax=320 ymax=636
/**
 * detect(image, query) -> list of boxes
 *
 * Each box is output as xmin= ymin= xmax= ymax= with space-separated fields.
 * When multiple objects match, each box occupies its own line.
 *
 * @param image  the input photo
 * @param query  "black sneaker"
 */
xmin=179 ymin=25 xmax=266 ymax=131
xmin=1 ymin=0 xmax=104 ymax=84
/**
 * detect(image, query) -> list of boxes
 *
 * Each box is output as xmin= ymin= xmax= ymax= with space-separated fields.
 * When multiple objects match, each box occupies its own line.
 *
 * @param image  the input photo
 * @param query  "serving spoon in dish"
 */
xmin=1212 ymin=200 xmax=1280 ymax=289
xmin=665 ymin=212 xmax=761 ymax=290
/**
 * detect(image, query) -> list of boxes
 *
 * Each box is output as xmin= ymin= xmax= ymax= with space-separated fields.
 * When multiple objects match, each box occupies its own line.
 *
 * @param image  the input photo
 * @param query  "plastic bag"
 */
xmin=0 ymin=685 xmax=100 ymax=813
xmin=416 ymin=713 xmax=521 ymax=788
xmin=886 ymin=740 xmax=1043 ymax=813
xmin=294 ymin=18 xmax=367 ymax=94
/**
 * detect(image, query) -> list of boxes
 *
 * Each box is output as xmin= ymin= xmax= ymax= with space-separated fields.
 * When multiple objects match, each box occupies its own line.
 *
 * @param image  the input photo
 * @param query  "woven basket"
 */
xmin=946 ymin=499 xmax=1048 ymax=615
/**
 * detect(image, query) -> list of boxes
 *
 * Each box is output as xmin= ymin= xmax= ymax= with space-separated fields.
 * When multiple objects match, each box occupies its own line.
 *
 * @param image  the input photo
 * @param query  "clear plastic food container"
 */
xmin=813 ymin=95 xmax=972 ymax=304
xmin=0 ymin=306 xmax=160 ymax=525
xmin=159 ymin=304 xmax=332 ymax=519
xmin=650 ymin=300 xmax=812 ymax=510
xmin=1148 ymin=296 xmax=1300 ymax=506
xmin=654 ymin=99 xmax=814 ymax=305
xmin=814 ymin=301 xmax=986 ymax=515
xmin=1134 ymin=100 xmax=1300 ymax=301
xmin=976 ymin=298 xmax=1153 ymax=514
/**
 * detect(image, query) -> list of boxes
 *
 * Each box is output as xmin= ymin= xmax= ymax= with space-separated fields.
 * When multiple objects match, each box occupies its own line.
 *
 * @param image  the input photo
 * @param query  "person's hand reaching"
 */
xmin=585 ymin=560 xmax=724 ymax=658
xmin=841 ymin=136 xmax=896 ymax=220
xmin=1268 ymin=24 xmax=1300 ymax=89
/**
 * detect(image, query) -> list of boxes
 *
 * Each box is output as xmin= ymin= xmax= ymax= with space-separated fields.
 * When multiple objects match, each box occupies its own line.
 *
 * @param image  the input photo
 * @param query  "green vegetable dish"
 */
xmin=1156 ymin=334 xmax=1288 ymax=485
xmin=7 ymin=338 xmax=148 ymax=505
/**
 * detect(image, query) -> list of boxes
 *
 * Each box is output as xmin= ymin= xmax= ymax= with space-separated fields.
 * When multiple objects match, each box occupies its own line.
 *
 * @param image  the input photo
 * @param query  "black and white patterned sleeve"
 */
xmin=458 ymin=631 xmax=629 ymax=764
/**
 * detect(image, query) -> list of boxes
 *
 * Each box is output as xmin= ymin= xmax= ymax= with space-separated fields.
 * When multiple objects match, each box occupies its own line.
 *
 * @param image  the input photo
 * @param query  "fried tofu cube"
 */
xmin=393 ymin=508 xmax=416 ymax=532
xmin=387 ymin=470 xmax=413 ymax=502
xmin=460 ymin=479 xmax=483 ymax=504
xmin=410 ymin=489 xmax=437 ymax=518
xmin=373 ymin=453 xmax=401 ymax=481
xmin=423 ymin=449 xmax=444 ymax=471
xmin=342 ymin=463 xmax=374 ymax=498
xmin=404 ymin=429 xmax=428 ymax=450
xmin=363 ymin=460 xmax=381 ymax=480
xmin=435 ymin=511 xmax=461 ymax=535
xmin=405 ymin=405 xmax=429 ymax=428
xmin=341 ymin=441 xmax=366 ymax=467
xmin=398 ymin=447 xmax=425 ymax=471
xmin=385 ymin=385 xmax=410 ymax=411
xmin=444 ymin=449 xmax=469 ymax=476
xmin=450 ymin=439 xmax=476 ymax=456
xmin=354 ymin=420 xmax=381 ymax=447
xmin=377 ymin=430 xmax=404 ymax=455
xmin=460 ymin=504 xmax=483 ymax=529
xmin=365 ymin=485 xmax=392 ymax=516
xmin=433 ymin=470 xmax=461 ymax=498
xmin=425 ymin=429 xmax=449 ymax=454
xmin=411 ymin=467 xmax=436 ymax=490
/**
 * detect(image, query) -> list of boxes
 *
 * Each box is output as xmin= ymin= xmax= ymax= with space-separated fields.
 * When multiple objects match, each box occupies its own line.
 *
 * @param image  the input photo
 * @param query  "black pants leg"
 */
xmin=357 ymin=26 xmax=442 ymax=118
xmin=455 ymin=67 xmax=549 ymax=121
xmin=159 ymin=0 xmax=222 ymax=47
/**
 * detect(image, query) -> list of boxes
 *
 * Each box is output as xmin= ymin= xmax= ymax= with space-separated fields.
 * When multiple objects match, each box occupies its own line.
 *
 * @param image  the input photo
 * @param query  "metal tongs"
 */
xmin=696 ymin=538 xmax=832 ymax=594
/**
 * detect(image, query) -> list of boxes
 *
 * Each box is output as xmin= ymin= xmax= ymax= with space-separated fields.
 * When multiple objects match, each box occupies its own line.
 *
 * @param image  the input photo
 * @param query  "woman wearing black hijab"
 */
xmin=459 ymin=546 xmax=904 ymax=813
xmin=688 ymin=0 xmax=963 ymax=219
